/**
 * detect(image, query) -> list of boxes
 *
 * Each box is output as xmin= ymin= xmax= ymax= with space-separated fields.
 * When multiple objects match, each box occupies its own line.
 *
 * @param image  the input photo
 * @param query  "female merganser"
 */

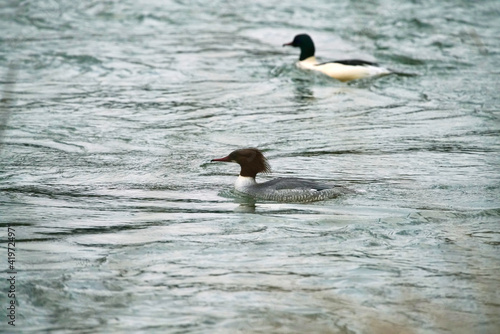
xmin=211 ymin=148 xmax=350 ymax=202
xmin=283 ymin=34 xmax=392 ymax=82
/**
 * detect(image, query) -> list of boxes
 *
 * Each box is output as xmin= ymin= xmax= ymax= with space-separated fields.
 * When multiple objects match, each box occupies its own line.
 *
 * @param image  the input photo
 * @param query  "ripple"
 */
xmin=2 ymin=0 xmax=500 ymax=333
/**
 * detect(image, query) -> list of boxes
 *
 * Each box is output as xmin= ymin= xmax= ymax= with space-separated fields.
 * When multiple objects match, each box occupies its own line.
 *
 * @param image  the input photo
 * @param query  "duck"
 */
xmin=211 ymin=148 xmax=351 ymax=202
xmin=283 ymin=33 xmax=392 ymax=82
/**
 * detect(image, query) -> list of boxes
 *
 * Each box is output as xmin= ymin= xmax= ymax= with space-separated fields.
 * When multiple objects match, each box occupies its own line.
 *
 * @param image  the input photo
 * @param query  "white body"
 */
xmin=298 ymin=56 xmax=391 ymax=82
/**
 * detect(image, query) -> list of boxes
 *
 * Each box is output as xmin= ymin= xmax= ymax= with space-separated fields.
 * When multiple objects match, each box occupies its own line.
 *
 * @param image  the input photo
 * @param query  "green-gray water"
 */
xmin=1 ymin=0 xmax=499 ymax=332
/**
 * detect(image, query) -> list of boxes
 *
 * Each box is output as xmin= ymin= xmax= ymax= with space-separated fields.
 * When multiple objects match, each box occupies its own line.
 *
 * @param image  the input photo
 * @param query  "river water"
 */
xmin=1 ymin=0 xmax=499 ymax=333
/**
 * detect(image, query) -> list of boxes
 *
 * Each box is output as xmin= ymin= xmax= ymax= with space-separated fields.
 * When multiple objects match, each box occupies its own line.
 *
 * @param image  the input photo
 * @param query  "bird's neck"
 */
xmin=299 ymin=46 xmax=315 ymax=61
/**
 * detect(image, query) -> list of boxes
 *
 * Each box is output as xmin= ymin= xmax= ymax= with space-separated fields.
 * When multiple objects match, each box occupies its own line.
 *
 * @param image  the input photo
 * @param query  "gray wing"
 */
xmin=258 ymin=177 xmax=333 ymax=191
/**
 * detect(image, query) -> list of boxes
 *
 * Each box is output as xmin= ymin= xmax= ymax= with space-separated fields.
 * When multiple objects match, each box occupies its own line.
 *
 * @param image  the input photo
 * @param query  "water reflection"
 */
xmin=234 ymin=203 xmax=257 ymax=213
xmin=292 ymin=82 xmax=315 ymax=102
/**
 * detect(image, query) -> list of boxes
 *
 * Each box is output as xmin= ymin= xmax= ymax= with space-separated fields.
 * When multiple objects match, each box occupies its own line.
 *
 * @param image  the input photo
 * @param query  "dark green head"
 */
xmin=283 ymin=34 xmax=316 ymax=61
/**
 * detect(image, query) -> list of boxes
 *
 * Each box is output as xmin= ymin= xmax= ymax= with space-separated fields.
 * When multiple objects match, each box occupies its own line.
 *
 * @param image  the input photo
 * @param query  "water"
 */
xmin=1 ymin=0 xmax=499 ymax=332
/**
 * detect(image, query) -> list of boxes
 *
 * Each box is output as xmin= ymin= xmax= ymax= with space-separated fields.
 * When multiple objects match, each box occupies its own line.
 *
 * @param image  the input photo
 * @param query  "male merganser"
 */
xmin=283 ymin=34 xmax=392 ymax=82
xmin=211 ymin=148 xmax=350 ymax=202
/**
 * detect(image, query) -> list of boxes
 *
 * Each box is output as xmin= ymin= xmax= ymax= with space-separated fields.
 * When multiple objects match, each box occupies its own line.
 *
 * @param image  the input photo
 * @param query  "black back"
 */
xmin=318 ymin=59 xmax=379 ymax=67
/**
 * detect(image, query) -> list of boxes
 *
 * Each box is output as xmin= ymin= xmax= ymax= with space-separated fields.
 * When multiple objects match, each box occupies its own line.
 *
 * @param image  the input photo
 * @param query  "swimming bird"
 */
xmin=211 ymin=148 xmax=351 ymax=202
xmin=283 ymin=34 xmax=392 ymax=82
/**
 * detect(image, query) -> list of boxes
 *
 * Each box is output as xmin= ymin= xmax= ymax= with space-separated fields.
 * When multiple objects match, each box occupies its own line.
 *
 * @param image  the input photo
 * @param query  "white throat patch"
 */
xmin=235 ymin=175 xmax=257 ymax=191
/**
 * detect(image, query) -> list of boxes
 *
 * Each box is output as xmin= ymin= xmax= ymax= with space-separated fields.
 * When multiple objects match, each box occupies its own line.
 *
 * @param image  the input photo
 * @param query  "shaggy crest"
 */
xmin=229 ymin=148 xmax=271 ymax=177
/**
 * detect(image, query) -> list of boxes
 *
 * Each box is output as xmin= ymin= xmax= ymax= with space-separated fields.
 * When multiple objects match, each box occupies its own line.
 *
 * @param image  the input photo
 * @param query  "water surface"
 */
xmin=1 ymin=0 xmax=499 ymax=333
